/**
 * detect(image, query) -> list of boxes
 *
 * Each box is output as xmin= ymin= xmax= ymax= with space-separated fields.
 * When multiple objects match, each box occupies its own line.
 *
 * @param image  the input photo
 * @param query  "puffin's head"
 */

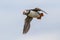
xmin=23 ymin=10 xmax=30 ymax=15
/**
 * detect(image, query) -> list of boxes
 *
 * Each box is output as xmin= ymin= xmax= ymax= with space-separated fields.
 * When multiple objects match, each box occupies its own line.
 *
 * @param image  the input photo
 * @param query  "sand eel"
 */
xmin=23 ymin=8 xmax=47 ymax=34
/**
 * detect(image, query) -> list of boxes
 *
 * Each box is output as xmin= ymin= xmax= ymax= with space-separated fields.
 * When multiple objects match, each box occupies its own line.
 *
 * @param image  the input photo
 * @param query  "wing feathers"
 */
xmin=23 ymin=16 xmax=33 ymax=34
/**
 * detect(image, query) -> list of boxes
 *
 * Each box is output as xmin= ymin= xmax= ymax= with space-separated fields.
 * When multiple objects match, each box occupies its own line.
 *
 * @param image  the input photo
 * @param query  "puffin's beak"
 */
xmin=23 ymin=11 xmax=26 ymax=15
xmin=41 ymin=9 xmax=48 ymax=14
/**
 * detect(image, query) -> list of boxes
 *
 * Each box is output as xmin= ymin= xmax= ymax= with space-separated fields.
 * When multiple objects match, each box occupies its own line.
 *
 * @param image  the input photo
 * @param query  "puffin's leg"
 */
xmin=37 ymin=13 xmax=44 ymax=19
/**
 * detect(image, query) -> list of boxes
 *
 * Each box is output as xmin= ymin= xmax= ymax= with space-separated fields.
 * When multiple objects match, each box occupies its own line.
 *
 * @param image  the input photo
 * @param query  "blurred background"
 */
xmin=0 ymin=0 xmax=60 ymax=40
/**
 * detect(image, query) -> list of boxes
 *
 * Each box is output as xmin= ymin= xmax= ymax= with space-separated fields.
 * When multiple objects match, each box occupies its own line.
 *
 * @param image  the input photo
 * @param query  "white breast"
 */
xmin=28 ymin=11 xmax=39 ymax=18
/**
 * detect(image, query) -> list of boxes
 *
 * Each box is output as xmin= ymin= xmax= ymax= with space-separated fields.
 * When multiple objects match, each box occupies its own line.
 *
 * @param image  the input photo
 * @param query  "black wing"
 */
xmin=23 ymin=16 xmax=33 ymax=34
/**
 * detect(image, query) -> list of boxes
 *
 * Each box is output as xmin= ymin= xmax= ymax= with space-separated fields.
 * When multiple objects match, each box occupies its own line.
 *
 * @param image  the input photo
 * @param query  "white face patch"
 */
xmin=24 ymin=10 xmax=29 ymax=14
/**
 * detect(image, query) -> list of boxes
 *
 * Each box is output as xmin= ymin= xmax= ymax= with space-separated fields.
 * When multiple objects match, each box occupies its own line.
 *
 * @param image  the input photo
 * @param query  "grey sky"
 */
xmin=0 ymin=0 xmax=60 ymax=40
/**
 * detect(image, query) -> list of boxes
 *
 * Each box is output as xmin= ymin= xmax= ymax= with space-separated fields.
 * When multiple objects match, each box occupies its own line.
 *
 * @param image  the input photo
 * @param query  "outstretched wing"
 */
xmin=23 ymin=16 xmax=33 ymax=34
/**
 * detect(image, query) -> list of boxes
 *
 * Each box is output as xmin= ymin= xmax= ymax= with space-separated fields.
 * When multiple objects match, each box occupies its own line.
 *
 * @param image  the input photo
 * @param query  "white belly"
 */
xmin=28 ymin=11 xmax=39 ymax=18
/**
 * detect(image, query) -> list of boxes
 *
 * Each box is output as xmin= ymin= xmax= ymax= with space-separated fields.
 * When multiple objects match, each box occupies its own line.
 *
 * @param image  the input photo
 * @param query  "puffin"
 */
xmin=23 ymin=8 xmax=47 ymax=34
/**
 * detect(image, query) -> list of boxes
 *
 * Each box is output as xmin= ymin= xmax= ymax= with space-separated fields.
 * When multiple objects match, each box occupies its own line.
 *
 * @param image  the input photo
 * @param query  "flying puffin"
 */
xmin=23 ymin=8 xmax=47 ymax=34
